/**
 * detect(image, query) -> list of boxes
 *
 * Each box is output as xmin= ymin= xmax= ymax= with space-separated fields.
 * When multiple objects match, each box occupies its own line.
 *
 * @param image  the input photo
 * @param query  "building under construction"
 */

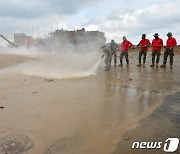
xmin=14 ymin=33 xmax=34 ymax=48
xmin=37 ymin=28 xmax=106 ymax=52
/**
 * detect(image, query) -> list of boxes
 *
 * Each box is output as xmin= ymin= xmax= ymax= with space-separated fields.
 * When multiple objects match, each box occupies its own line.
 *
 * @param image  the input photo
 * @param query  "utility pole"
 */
xmin=38 ymin=24 xmax=39 ymax=38
xmin=43 ymin=24 xmax=44 ymax=38
xmin=26 ymin=25 xmax=27 ymax=35
xmin=32 ymin=25 xmax=34 ymax=36
xmin=51 ymin=23 xmax=52 ymax=33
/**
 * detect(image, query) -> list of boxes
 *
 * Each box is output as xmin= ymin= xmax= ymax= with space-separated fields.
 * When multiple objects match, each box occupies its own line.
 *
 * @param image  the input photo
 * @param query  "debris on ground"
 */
xmin=44 ymin=79 xmax=54 ymax=82
xmin=125 ymin=137 xmax=130 ymax=141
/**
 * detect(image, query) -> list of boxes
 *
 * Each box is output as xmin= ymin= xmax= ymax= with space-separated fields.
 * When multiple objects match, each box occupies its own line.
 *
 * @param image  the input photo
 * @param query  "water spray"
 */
xmin=86 ymin=59 xmax=102 ymax=74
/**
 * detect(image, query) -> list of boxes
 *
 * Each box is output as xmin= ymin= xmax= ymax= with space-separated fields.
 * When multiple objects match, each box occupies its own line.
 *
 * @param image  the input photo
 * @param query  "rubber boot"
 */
xmin=160 ymin=64 xmax=166 ymax=67
xmin=150 ymin=64 xmax=155 ymax=67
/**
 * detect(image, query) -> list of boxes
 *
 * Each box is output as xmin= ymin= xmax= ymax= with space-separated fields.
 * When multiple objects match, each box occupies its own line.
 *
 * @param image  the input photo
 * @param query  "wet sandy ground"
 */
xmin=113 ymin=92 xmax=180 ymax=154
xmin=0 ymin=52 xmax=179 ymax=154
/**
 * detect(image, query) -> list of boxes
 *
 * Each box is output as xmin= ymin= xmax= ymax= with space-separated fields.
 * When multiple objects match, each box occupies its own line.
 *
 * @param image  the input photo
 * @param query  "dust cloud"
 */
xmin=0 ymin=39 xmax=103 ymax=79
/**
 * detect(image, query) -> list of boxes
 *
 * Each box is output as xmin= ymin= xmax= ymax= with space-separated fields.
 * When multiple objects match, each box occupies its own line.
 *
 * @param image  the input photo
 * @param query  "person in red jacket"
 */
xmin=150 ymin=33 xmax=163 ymax=67
xmin=119 ymin=36 xmax=133 ymax=66
xmin=160 ymin=32 xmax=177 ymax=68
xmin=137 ymin=34 xmax=151 ymax=66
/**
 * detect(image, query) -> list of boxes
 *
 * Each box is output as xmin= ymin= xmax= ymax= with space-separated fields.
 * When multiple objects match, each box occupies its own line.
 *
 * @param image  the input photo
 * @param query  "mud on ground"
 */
xmin=0 ymin=52 xmax=179 ymax=154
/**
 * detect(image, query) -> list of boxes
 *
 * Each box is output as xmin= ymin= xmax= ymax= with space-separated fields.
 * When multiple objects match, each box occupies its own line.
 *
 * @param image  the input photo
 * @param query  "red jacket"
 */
xmin=152 ymin=38 xmax=163 ymax=51
xmin=166 ymin=37 xmax=177 ymax=48
xmin=138 ymin=39 xmax=150 ymax=51
xmin=120 ymin=41 xmax=133 ymax=52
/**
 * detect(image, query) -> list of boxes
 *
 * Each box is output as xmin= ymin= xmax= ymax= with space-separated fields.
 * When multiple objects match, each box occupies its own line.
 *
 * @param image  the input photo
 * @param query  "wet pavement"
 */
xmin=0 ymin=52 xmax=179 ymax=154
xmin=113 ymin=92 xmax=180 ymax=154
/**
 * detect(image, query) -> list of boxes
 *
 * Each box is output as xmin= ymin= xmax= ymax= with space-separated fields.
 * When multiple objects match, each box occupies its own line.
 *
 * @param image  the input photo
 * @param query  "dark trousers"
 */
xmin=139 ymin=50 xmax=147 ymax=63
xmin=163 ymin=48 xmax=174 ymax=65
xmin=120 ymin=52 xmax=129 ymax=64
xmin=152 ymin=50 xmax=161 ymax=64
xmin=110 ymin=51 xmax=117 ymax=64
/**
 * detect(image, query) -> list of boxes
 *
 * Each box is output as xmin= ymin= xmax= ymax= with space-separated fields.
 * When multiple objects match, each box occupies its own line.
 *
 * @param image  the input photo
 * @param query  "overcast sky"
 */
xmin=0 ymin=0 xmax=179 ymax=44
